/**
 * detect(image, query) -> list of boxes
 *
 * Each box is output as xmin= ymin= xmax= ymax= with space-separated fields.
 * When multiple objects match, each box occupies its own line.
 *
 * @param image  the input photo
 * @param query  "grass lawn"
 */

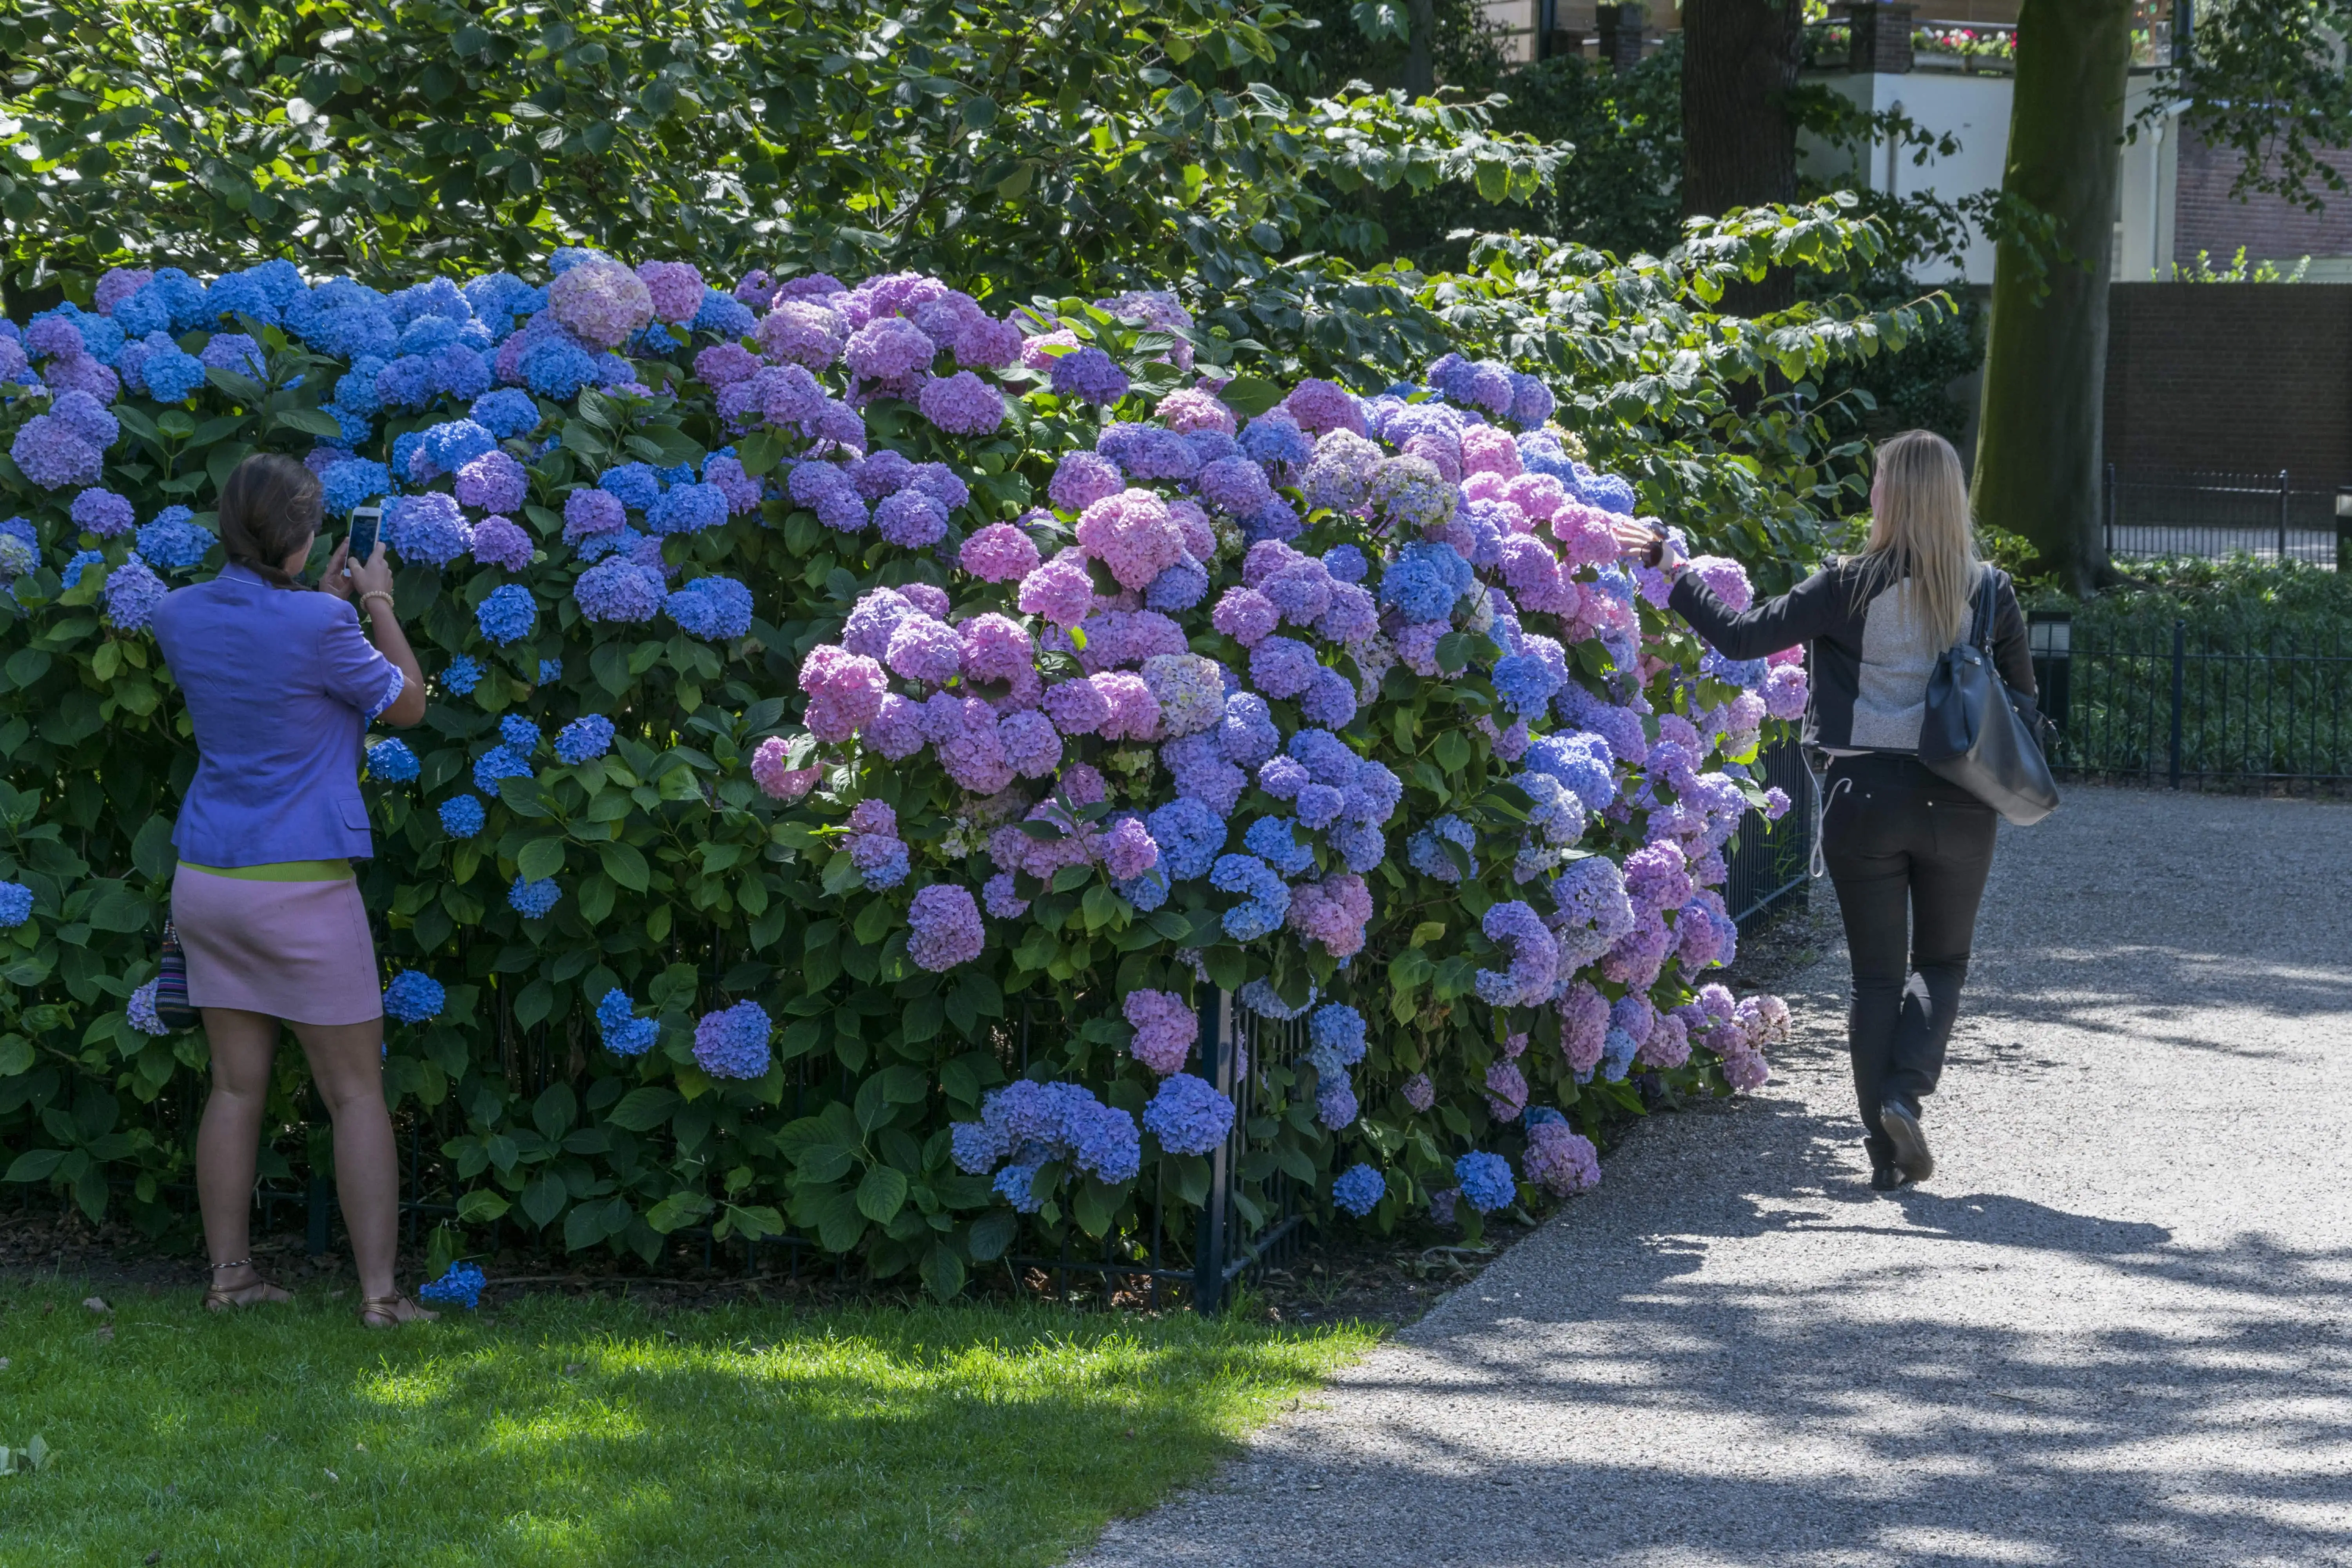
xmin=0 ymin=1278 xmax=1376 ymax=1566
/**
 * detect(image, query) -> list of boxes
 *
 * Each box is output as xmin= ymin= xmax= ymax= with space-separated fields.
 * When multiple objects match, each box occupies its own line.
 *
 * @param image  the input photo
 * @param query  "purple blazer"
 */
xmin=151 ymin=564 xmax=405 ymax=866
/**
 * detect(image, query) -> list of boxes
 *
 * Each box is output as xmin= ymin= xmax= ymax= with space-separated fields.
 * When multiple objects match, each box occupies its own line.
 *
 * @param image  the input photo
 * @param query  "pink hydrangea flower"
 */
xmin=1092 ymin=671 xmax=1161 ymax=741
xmin=960 ymin=522 xmax=1042 ymax=583
xmin=907 ymin=884 xmax=985 ymax=971
xmin=1688 ymin=554 xmax=1754 ymax=611
xmin=1210 ymin=587 xmax=1279 ymax=647
xmin=797 ymin=644 xmax=887 ymax=742
xmin=1287 ymin=873 xmax=1372 ymax=956
xmin=635 ymin=260 xmax=705 ymax=323
xmin=1017 ymin=552 xmax=1096 ymax=628
xmin=548 ymin=259 xmax=654 ymax=348
xmin=1074 ymin=489 xmax=1184 ymax=591
xmin=1158 ymin=388 xmax=1236 ymax=436
xmin=1124 ymin=989 xmax=1198 ymax=1076
xmin=750 ymin=737 xmax=820 ymax=800
xmin=1283 ymin=378 xmax=1367 ymax=436
xmin=1523 ymin=1122 xmax=1600 ymax=1196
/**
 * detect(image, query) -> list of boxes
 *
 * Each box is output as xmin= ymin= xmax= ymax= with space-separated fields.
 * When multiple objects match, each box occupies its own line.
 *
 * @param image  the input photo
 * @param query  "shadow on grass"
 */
xmin=0 ymin=1286 xmax=1374 ymax=1568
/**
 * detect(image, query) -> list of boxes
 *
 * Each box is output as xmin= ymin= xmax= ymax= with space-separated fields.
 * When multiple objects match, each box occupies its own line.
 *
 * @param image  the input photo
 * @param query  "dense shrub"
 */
xmin=0 ymin=0 xmax=1558 ymax=299
xmin=0 ymin=253 xmax=1799 ymax=1292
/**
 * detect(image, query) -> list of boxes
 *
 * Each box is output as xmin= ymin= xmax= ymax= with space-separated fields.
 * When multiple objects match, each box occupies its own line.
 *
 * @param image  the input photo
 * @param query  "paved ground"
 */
xmin=1075 ymin=787 xmax=2352 ymax=1568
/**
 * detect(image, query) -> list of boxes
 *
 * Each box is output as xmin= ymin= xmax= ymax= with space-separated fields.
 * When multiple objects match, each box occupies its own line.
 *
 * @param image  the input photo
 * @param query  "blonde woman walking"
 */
xmin=1637 ymin=431 xmax=2037 ymax=1189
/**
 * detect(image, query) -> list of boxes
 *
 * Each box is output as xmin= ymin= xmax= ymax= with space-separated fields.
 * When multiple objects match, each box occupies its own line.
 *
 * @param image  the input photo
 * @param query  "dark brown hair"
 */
xmin=217 ymin=453 xmax=325 ymax=589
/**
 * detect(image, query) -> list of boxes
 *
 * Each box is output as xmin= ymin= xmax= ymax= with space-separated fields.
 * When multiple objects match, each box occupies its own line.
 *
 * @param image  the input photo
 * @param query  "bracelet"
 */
xmin=361 ymin=590 xmax=397 ymax=617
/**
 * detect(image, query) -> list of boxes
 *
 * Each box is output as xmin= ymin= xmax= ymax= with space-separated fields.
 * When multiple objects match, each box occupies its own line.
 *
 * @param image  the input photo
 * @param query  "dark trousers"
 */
xmin=1818 ymin=753 xmax=1999 ymax=1163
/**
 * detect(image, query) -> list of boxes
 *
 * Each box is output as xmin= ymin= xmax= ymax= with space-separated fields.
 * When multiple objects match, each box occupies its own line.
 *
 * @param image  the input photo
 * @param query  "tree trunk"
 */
xmin=1971 ymin=0 xmax=2134 ymax=592
xmin=1680 ymin=0 xmax=1803 ymax=218
xmin=1404 ymin=0 xmax=1436 ymax=95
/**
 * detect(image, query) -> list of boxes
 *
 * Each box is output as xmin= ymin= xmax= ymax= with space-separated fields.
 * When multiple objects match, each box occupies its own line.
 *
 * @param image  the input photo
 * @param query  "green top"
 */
xmin=178 ymin=858 xmax=354 ymax=883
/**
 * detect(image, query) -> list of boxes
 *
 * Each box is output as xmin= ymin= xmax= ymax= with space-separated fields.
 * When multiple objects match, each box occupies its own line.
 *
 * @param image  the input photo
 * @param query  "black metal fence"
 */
xmin=1725 ymin=736 xmax=1813 ymax=932
xmin=2103 ymin=465 xmax=2346 ymax=568
xmin=2031 ymin=615 xmax=2352 ymax=788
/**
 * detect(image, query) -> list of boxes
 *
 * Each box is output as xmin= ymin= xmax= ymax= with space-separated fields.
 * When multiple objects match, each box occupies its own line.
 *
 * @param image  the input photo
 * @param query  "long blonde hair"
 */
xmin=1857 ymin=430 xmax=1976 ymax=641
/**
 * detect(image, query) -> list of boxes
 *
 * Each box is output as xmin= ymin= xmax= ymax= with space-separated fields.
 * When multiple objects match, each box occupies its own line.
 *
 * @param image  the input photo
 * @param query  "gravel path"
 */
xmin=1075 ymin=787 xmax=2352 ymax=1568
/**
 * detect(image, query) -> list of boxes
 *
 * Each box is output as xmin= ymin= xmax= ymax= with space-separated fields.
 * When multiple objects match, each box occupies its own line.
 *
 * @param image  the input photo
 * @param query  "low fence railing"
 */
xmin=2102 ymin=465 xmax=2346 ymax=569
xmin=2031 ymin=617 xmax=2352 ymax=788
xmin=1725 ymin=736 xmax=1813 ymax=933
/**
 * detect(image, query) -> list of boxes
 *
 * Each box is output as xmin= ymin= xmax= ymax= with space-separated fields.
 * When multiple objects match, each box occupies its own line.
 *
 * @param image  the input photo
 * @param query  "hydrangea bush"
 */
xmin=0 ymin=254 xmax=1795 ymax=1290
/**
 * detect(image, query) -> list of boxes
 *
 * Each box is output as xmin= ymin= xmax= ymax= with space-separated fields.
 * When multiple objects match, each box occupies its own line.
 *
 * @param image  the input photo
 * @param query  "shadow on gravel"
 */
xmin=1292 ymin=1098 xmax=2352 ymax=1567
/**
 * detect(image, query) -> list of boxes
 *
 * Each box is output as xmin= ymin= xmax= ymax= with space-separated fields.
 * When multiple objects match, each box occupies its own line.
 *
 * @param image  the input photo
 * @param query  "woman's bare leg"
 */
xmin=290 ymin=1017 xmax=432 ymax=1319
xmin=195 ymin=1008 xmax=291 ymax=1304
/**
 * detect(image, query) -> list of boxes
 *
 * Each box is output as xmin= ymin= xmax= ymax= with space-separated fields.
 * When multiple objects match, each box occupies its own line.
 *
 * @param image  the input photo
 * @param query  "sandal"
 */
xmin=203 ymin=1258 xmax=292 ymax=1313
xmin=358 ymin=1292 xmax=439 ymax=1329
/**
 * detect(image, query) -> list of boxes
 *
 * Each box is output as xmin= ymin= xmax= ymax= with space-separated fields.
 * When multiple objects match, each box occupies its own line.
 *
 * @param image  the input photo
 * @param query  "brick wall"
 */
xmin=2104 ymin=283 xmax=2352 ymax=487
xmin=2174 ymin=126 xmax=2352 ymax=268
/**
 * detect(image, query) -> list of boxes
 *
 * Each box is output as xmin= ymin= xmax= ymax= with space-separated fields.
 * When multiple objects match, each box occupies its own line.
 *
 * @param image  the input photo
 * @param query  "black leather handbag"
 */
xmin=1918 ymin=564 xmax=2059 ymax=826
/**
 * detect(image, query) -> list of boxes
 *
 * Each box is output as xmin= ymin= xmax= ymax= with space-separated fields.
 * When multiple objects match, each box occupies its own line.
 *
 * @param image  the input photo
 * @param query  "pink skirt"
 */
xmin=171 ymin=867 xmax=383 ymax=1026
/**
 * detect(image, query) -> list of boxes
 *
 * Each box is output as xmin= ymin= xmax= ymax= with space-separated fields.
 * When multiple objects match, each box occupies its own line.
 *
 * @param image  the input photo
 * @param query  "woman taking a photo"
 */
xmin=1633 ymin=430 xmax=2035 ymax=1190
xmin=151 ymin=453 xmax=437 ymax=1325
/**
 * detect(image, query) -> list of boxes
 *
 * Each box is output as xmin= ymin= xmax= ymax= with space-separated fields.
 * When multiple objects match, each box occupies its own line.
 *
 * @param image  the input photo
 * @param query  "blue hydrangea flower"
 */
xmin=142 ymin=347 xmax=207 ymax=402
xmin=1308 ymin=1004 xmax=1367 ymax=1067
xmin=1142 ymin=1073 xmax=1235 ymax=1156
xmin=665 ymin=575 xmax=752 ymax=640
xmin=508 ymin=875 xmax=561 ymax=918
xmin=442 ymin=655 xmax=485 ymax=697
xmin=693 ymin=999 xmax=772 ymax=1080
xmin=693 ymin=288 xmax=756 ymax=337
xmin=472 ymin=744 xmax=533 ymax=795
xmin=60 ymin=549 xmax=104 ymax=589
xmin=365 ymin=739 xmax=419 ymax=783
xmin=498 ymin=714 xmax=540 ymax=752
xmin=437 ymin=794 xmax=487 ymax=838
xmin=0 ymin=880 xmax=33 ymax=928
xmin=1241 ymin=816 xmax=1316 ymax=877
xmin=537 ymin=659 xmax=562 ymax=684
xmin=469 ymin=388 xmax=542 ymax=439
xmin=1209 ymin=853 xmax=1290 ymax=940
xmin=135 ymin=514 xmax=213 ymax=573
xmin=1455 ymin=1151 xmax=1517 ymax=1214
xmin=476 ymin=584 xmax=537 ymax=644
xmin=554 ymin=714 xmax=615 ymax=764
xmin=417 ymin=1261 xmax=485 ymax=1310
xmin=382 ymin=970 xmax=445 ymax=1024
xmin=595 ymin=988 xmax=660 ymax=1056
xmin=419 ymin=418 xmax=496 ymax=474
xmin=522 ymin=340 xmax=599 ymax=399
xmin=598 ymin=462 xmax=663 ymax=511
xmin=1406 ymin=815 xmax=1477 ymax=883
xmin=647 ymin=482 xmax=728 ymax=535
xmin=1332 ymin=1163 xmax=1385 ymax=1217
xmin=321 ymin=459 xmax=391 ymax=517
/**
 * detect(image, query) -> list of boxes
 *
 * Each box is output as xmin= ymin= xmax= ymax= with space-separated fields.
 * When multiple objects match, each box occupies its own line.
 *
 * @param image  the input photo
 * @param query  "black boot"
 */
xmin=1879 ymin=1099 xmax=1934 ymax=1182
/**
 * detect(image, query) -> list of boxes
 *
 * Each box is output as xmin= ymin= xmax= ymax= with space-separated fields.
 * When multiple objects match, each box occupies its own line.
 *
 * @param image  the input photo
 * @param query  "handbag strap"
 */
xmin=1967 ymin=562 xmax=1998 ymax=655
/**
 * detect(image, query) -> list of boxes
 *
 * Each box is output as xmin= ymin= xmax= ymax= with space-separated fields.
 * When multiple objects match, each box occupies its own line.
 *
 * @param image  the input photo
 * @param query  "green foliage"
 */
xmin=0 ymin=1279 xmax=1374 ymax=1564
xmin=2150 ymin=0 xmax=2352 ymax=214
xmin=0 ymin=0 xmax=1563 ymax=301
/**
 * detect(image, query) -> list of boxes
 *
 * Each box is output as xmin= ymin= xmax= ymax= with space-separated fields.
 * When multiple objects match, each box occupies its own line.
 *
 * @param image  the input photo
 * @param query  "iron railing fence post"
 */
xmin=2279 ymin=469 xmax=2291 ymax=562
xmin=2169 ymin=619 xmax=2187 ymax=789
xmin=1192 ymin=988 xmax=1232 ymax=1314
xmin=2103 ymin=461 xmax=2117 ymax=557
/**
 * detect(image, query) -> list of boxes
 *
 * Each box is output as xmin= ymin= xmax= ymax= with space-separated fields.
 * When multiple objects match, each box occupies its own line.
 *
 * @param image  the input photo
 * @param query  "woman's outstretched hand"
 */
xmin=1607 ymin=517 xmax=1662 ymax=559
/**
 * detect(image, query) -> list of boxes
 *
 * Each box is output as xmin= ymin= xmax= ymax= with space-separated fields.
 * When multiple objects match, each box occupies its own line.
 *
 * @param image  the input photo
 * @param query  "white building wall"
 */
xmin=1797 ymin=69 xmax=2177 ymax=290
